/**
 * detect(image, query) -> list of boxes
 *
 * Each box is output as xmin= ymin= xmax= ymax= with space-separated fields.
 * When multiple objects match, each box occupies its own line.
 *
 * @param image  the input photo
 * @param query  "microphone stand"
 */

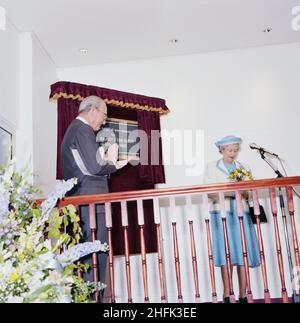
xmin=258 ymin=150 xmax=300 ymax=303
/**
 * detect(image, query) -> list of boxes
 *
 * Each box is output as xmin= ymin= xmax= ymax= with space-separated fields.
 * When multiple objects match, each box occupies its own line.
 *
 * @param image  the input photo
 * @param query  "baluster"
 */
xmin=286 ymin=187 xmax=300 ymax=296
xmin=269 ymin=188 xmax=289 ymax=303
xmin=277 ymin=186 xmax=296 ymax=302
xmin=153 ymin=197 xmax=167 ymax=303
xmin=186 ymin=196 xmax=201 ymax=303
xmin=203 ymin=194 xmax=218 ymax=303
xmin=252 ymin=190 xmax=271 ymax=303
xmin=170 ymin=196 xmax=183 ymax=303
xmin=75 ymin=206 xmax=83 ymax=278
xmin=89 ymin=203 xmax=99 ymax=303
xmin=137 ymin=199 xmax=149 ymax=303
xmin=235 ymin=191 xmax=253 ymax=303
xmin=219 ymin=192 xmax=235 ymax=303
xmin=121 ymin=201 xmax=133 ymax=303
xmin=105 ymin=202 xmax=116 ymax=303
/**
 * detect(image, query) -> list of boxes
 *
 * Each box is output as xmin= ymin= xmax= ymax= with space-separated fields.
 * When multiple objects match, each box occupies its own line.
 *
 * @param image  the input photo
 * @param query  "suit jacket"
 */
xmin=203 ymin=159 xmax=250 ymax=184
xmin=61 ymin=118 xmax=117 ymax=196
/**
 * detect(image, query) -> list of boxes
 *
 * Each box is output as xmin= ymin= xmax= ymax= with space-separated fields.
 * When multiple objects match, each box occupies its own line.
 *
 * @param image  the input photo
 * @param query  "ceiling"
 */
xmin=1 ymin=0 xmax=300 ymax=67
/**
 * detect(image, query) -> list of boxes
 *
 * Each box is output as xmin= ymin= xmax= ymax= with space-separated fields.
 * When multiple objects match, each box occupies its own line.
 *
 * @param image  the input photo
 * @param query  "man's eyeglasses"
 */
xmin=96 ymin=108 xmax=107 ymax=119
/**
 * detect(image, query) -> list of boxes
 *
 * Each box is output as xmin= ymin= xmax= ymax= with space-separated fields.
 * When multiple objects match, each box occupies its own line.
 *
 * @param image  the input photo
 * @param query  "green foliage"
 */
xmin=45 ymin=205 xmax=82 ymax=249
xmin=0 ymin=162 xmax=106 ymax=303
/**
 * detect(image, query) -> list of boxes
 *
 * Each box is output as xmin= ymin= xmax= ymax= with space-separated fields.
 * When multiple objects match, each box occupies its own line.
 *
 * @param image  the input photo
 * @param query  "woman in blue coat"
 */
xmin=203 ymin=135 xmax=260 ymax=303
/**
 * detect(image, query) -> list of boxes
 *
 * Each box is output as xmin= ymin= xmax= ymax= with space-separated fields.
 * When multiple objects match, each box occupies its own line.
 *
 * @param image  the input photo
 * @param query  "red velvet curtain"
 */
xmin=137 ymin=110 xmax=165 ymax=184
xmin=56 ymin=98 xmax=80 ymax=180
xmin=51 ymin=82 xmax=167 ymax=255
xmin=50 ymin=81 xmax=170 ymax=115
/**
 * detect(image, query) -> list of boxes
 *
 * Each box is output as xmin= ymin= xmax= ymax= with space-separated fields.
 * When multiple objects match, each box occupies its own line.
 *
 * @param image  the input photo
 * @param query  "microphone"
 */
xmin=249 ymin=143 xmax=279 ymax=157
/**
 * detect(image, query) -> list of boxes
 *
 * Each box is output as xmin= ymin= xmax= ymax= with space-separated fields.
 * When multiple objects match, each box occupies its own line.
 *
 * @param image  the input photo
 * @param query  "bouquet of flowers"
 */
xmin=229 ymin=167 xmax=253 ymax=182
xmin=0 ymin=160 xmax=108 ymax=303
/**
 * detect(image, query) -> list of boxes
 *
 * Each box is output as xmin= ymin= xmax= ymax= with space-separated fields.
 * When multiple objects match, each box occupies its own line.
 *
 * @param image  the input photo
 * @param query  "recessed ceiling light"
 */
xmin=169 ymin=38 xmax=179 ymax=44
xmin=79 ymin=48 xmax=88 ymax=55
xmin=262 ymin=27 xmax=272 ymax=33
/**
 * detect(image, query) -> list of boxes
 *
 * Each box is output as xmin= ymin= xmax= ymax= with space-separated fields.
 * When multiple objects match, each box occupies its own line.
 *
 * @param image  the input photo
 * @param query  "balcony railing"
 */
xmin=58 ymin=176 xmax=300 ymax=303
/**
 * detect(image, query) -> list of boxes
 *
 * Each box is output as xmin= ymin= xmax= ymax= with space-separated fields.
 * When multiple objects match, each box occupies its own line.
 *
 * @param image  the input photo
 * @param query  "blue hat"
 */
xmin=215 ymin=135 xmax=242 ymax=148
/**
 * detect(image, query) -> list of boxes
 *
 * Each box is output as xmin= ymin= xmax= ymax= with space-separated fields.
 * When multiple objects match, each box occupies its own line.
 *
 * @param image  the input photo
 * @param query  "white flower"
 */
xmin=0 ymin=188 xmax=10 ymax=222
xmin=64 ymin=276 xmax=74 ymax=284
xmin=38 ymin=252 xmax=61 ymax=271
xmin=56 ymin=241 xmax=108 ymax=268
xmin=0 ymin=260 xmax=14 ymax=283
xmin=0 ymin=163 xmax=105 ymax=303
xmin=43 ymin=239 xmax=52 ymax=250
xmin=48 ymin=270 xmax=63 ymax=285
xmin=40 ymin=178 xmax=77 ymax=224
xmin=25 ymin=275 xmax=44 ymax=292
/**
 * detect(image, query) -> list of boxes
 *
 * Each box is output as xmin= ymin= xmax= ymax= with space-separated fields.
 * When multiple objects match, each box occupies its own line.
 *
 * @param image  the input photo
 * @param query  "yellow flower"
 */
xmin=26 ymin=238 xmax=33 ymax=251
xmin=18 ymin=253 xmax=25 ymax=261
xmin=10 ymin=271 xmax=19 ymax=283
xmin=40 ymin=292 xmax=48 ymax=299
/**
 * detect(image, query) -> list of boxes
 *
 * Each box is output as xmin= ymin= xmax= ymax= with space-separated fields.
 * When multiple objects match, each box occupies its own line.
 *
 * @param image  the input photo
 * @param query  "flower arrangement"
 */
xmin=0 ymin=161 xmax=108 ymax=303
xmin=229 ymin=167 xmax=253 ymax=182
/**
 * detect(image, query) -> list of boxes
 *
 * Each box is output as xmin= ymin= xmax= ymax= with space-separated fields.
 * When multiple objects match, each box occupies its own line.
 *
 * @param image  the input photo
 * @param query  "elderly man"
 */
xmin=61 ymin=95 xmax=127 ymax=301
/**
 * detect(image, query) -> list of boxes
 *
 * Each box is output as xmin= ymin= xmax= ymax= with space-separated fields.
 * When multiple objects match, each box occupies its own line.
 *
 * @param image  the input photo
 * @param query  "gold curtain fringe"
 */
xmin=50 ymin=92 xmax=170 ymax=115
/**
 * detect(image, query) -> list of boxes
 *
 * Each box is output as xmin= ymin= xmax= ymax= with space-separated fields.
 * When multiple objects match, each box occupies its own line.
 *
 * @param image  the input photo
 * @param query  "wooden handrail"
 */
xmin=43 ymin=176 xmax=300 ymax=303
xmin=57 ymin=176 xmax=300 ymax=207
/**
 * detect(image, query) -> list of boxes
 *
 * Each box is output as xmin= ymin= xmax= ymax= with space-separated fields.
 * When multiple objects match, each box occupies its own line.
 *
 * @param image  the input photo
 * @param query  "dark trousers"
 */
xmin=79 ymin=204 xmax=108 ymax=302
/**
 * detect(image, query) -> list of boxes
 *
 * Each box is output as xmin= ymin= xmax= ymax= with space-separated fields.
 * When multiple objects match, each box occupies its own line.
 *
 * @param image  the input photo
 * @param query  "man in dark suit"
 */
xmin=61 ymin=96 xmax=127 ymax=301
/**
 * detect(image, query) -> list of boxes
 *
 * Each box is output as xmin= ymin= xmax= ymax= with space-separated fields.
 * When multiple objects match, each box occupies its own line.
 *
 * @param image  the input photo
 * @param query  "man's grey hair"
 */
xmin=78 ymin=96 xmax=106 ymax=113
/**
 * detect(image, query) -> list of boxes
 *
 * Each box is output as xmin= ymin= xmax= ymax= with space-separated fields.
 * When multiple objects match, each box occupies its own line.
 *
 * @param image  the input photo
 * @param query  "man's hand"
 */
xmin=115 ymin=159 xmax=129 ymax=170
xmin=105 ymin=143 xmax=119 ymax=164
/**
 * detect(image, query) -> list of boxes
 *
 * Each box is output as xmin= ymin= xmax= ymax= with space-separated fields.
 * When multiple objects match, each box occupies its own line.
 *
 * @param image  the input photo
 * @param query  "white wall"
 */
xmin=57 ymin=43 xmax=300 ymax=187
xmin=17 ymin=32 xmax=34 ymax=175
xmin=32 ymin=34 xmax=58 ymax=195
xmin=0 ymin=22 xmax=57 ymax=194
xmin=58 ymin=43 xmax=300 ymax=303
xmin=0 ymin=19 xmax=19 ymax=155
xmin=0 ymin=23 xmax=35 ymax=172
